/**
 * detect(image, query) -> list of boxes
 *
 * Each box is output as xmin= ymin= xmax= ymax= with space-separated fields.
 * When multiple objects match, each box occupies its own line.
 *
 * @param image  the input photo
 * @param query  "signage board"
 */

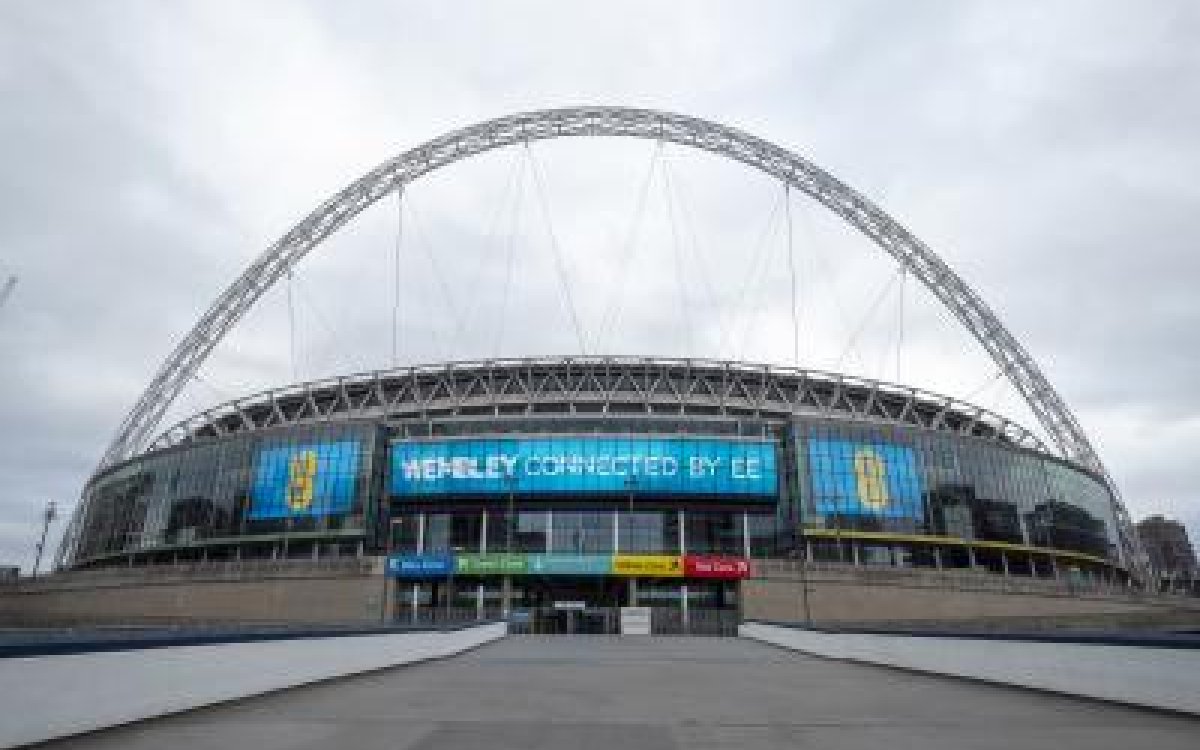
xmin=508 ymin=609 xmax=532 ymax=623
xmin=611 ymin=555 xmax=684 ymax=577
xmin=526 ymin=554 xmax=613 ymax=576
xmin=620 ymin=606 xmax=652 ymax=635
xmin=807 ymin=437 xmax=925 ymax=519
xmin=384 ymin=552 xmax=747 ymax=579
xmin=553 ymin=600 xmax=586 ymax=610
xmin=385 ymin=554 xmax=454 ymax=578
xmin=390 ymin=436 xmax=777 ymax=499
xmin=455 ymin=554 xmax=528 ymax=575
xmin=682 ymin=555 xmax=751 ymax=579
xmin=250 ymin=440 xmax=361 ymax=519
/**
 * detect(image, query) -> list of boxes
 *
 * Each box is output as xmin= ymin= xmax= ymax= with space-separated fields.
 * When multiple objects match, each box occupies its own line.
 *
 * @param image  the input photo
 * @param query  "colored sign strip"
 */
xmin=385 ymin=554 xmax=455 ymax=578
xmin=455 ymin=554 xmax=528 ymax=575
xmin=611 ymin=555 xmax=684 ymax=577
xmin=385 ymin=552 xmax=752 ymax=579
xmin=525 ymin=554 xmax=613 ymax=575
xmin=682 ymin=555 xmax=752 ymax=579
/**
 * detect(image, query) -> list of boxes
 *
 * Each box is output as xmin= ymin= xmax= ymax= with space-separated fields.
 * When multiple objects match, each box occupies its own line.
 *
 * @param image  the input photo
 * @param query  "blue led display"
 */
xmin=807 ymin=438 xmax=924 ymax=519
xmin=390 ymin=436 xmax=777 ymax=499
xmin=249 ymin=441 xmax=361 ymax=519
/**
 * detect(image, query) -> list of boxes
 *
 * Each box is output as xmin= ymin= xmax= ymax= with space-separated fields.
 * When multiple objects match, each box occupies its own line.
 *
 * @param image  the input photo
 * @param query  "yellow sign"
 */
xmin=853 ymin=447 xmax=890 ymax=510
xmin=286 ymin=451 xmax=318 ymax=511
xmin=611 ymin=555 xmax=683 ymax=577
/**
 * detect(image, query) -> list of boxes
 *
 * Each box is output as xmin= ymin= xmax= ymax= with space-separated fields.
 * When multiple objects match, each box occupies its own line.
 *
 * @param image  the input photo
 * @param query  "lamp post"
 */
xmin=503 ymin=473 xmax=518 ymax=620
xmin=381 ymin=517 xmax=402 ymax=623
xmin=31 ymin=500 xmax=57 ymax=578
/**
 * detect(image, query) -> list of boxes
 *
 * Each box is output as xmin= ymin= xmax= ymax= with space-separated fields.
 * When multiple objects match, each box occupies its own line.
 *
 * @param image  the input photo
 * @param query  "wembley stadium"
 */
xmin=57 ymin=356 xmax=1132 ymax=633
xmin=31 ymin=108 xmax=1148 ymax=634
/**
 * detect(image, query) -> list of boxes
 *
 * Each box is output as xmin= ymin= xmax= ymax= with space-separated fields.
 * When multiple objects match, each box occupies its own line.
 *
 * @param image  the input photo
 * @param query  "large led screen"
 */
xmin=807 ymin=438 xmax=924 ymax=519
xmin=249 ymin=440 xmax=362 ymax=519
xmin=390 ymin=436 xmax=778 ymax=499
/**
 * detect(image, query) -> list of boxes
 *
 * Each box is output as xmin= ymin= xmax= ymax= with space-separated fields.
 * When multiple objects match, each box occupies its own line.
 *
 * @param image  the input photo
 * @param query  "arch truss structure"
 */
xmin=91 ymin=106 xmax=1137 ymax=562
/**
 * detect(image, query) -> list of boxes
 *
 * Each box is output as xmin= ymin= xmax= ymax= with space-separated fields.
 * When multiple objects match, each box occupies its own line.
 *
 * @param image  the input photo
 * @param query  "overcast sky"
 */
xmin=1 ymin=1 xmax=1198 ymax=571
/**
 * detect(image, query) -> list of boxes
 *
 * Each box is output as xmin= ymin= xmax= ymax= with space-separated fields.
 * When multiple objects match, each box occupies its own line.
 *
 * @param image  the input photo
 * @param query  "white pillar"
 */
xmin=478 ymin=510 xmax=487 ymax=619
xmin=412 ymin=513 xmax=425 ymax=623
xmin=742 ymin=511 xmax=751 ymax=559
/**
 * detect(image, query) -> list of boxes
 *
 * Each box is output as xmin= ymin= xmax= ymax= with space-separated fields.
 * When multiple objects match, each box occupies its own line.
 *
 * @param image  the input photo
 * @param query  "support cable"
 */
xmin=964 ymin=368 xmax=1005 ymax=404
xmin=805 ymin=215 xmax=867 ymax=371
xmin=834 ymin=267 xmax=904 ymax=373
xmin=722 ymin=189 xmax=784 ymax=359
xmin=661 ymin=154 xmax=695 ymax=354
xmin=294 ymin=273 xmax=369 ymax=375
xmin=496 ymin=154 xmax=528 ymax=356
xmin=661 ymin=154 xmax=730 ymax=356
xmin=286 ymin=265 xmax=298 ymax=381
xmin=784 ymin=183 xmax=800 ymax=367
xmin=406 ymin=198 xmax=467 ymax=360
xmin=390 ymin=186 xmax=404 ymax=368
xmin=463 ymin=149 xmax=525 ymax=342
xmin=733 ymin=225 xmax=785 ymax=363
xmin=895 ymin=267 xmax=907 ymax=382
xmin=597 ymin=141 xmax=662 ymax=352
xmin=525 ymin=142 xmax=588 ymax=355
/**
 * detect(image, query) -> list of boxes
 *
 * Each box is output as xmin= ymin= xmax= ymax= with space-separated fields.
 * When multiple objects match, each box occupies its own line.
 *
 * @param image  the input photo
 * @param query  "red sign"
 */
xmin=683 ymin=555 xmax=751 ymax=579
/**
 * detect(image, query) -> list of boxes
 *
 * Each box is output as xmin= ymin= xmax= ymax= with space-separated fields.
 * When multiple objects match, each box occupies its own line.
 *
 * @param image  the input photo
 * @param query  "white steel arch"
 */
xmin=92 ymin=106 xmax=1134 ymax=555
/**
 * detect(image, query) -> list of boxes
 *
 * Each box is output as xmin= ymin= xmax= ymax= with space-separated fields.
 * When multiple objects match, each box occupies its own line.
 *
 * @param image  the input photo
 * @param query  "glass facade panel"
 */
xmin=549 ymin=511 xmax=614 ymax=554
xmin=73 ymin=416 xmax=1124 ymax=572
xmin=685 ymin=511 xmax=742 ymax=555
xmin=795 ymin=418 xmax=1121 ymax=563
xmin=618 ymin=511 xmax=680 ymax=554
xmin=76 ymin=424 xmax=373 ymax=564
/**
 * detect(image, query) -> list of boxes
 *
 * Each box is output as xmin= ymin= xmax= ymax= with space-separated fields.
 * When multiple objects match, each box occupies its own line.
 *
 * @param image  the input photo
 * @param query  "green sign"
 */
xmin=455 ymin=554 xmax=528 ymax=575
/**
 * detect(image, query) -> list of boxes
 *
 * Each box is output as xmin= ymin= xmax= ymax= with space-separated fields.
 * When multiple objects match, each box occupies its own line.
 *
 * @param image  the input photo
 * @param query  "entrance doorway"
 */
xmin=517 ymin=575 xmax=626 ymax=634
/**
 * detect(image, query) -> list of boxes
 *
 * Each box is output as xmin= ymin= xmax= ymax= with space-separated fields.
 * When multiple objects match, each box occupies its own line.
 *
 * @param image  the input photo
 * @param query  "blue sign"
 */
xmin=249 ymin=441 xmax=361 ymax=519
xmin=389 ymin=436 xmax=778 ymax=499
xmin=386 ymin=554 xmax=455 ymax=578
xmin=808 ymin=438 xmax=924 ymax=519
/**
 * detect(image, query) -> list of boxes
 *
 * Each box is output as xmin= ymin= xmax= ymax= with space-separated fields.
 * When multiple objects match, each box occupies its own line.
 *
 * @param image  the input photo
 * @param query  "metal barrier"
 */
xmin=503 ymin=607 xmax=739 ymax=635
xmin=752 ymin=559 xmax=1161 ymax=602
xmin=652 ymin=608 xmax=739 ymax=636
xmin=20 ymin=557 xmax=375 ymax=591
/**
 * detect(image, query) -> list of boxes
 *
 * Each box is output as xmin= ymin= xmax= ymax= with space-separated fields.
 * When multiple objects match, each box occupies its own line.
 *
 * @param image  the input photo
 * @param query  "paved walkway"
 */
xmin=42 ymin=636 xmax=1200 ymax=749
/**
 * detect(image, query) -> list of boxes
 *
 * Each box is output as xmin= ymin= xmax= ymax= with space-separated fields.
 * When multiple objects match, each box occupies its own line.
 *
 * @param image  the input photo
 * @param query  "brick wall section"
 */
xmin=0 ymin=559 xmax=385 ymax=627
xmin=3 ymin=557 xmax=1199 ymax=629
xmin=744 ymin=563 xmax=1200 ymax=631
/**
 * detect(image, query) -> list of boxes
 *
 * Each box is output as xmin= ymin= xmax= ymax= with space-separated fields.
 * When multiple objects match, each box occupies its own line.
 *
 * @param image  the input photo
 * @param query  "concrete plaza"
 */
xmin=39 ymin=636 xmax=1200 ymax=749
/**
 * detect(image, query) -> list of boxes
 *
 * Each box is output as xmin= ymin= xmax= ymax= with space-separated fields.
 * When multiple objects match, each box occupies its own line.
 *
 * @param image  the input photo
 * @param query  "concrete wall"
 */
xmin=743 ymin=564 xmax=1200 ymax=631
xmin=0 ymin=561 xmax=385 ymax=627
xmin=742 ymin=621 xmax=1200 ymax=715
xmin=0 ymin=622 xmax=506 ymax=748
xmin=5 ymin=558 xmax=1199 ymax=630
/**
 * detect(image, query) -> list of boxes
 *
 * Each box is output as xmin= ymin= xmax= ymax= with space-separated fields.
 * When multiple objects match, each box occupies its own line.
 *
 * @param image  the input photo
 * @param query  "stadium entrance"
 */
xmin=511 ymin=576 xmax=740 ymax=635
xmin=385 ymin=554 xmax=749 ymax=634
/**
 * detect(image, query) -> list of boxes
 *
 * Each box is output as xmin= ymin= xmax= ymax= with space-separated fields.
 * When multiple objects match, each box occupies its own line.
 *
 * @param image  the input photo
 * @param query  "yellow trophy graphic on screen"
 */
xmin=286 ymin=450 xmax=318 ymax=512
xmin=853 ymin=447 xmax=890 ymax=511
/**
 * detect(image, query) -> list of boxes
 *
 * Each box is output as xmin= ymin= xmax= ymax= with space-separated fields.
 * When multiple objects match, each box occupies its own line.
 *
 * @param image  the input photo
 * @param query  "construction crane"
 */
xmin=0 ymin=275 xmax=16 ymax=310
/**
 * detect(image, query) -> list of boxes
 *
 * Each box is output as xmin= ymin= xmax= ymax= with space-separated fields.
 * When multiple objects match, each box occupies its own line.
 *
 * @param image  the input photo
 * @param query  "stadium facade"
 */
xmin=48 ymin=108 xmax=1142 ymax=632
xmin=64 ymin=357 xmax=1129 ymax=629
